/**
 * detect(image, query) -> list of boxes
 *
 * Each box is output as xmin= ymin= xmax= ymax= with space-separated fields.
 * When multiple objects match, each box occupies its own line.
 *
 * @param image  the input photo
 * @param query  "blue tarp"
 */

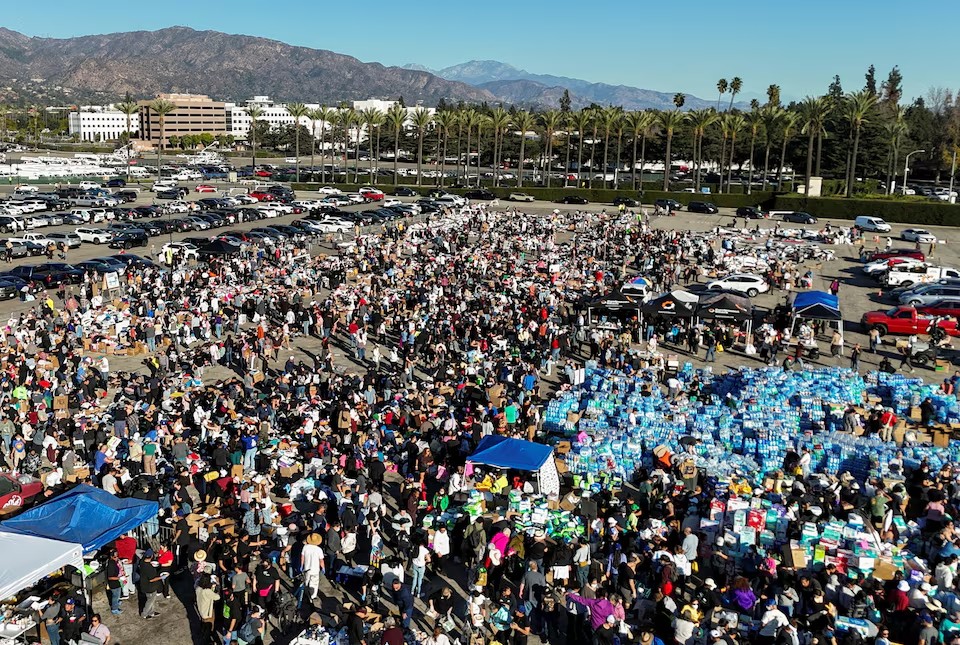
xmin=469 ymin=436 xmax=553 ymax=471
xmin=0 ymin=484 xmax=158 ymax=554
xmin=792 ymin=290 xmax=842 ymax=320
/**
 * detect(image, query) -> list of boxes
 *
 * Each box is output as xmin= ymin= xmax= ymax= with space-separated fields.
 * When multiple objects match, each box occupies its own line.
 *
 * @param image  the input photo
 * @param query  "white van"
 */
xmin=855 ymin=215 xmax=891 ymax=232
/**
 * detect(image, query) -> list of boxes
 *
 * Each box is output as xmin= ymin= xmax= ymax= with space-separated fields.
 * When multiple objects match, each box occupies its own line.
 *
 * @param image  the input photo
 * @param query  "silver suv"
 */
xmin=898 ymin=283 xmax=960 ymax=306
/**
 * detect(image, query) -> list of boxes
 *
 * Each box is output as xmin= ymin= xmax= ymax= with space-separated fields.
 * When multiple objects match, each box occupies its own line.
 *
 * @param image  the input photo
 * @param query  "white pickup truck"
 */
xmin=883 ymin=264 xmax=960 ymax=287
xmin=9 ymin=232 xmax=54 ymax=247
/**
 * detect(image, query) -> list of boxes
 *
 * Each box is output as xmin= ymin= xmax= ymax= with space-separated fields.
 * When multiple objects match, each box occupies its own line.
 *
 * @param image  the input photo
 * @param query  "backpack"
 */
xmin=238 ymin=618 xmax=258 ymax=643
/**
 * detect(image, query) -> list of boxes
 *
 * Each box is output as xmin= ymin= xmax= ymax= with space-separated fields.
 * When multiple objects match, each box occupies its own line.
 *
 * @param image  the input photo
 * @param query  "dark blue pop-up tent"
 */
xmin=790 ymin=290 xmax=844 ymax=345
xmin=792 ymin=290 xmax=842 ymax=320
xmin=468 ymin=436 xmax=560 ymax=495
xmin=0 ymin=484 xmax=158 ymax=554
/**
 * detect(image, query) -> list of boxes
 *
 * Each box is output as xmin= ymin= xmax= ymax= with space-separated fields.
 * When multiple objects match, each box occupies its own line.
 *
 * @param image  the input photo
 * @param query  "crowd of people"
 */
xmin=2 ymin=201 xmax=958 ymax=645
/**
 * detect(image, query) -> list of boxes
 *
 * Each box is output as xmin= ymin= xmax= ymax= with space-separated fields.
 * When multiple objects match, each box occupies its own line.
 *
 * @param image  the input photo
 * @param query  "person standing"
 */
xmin=195 ymin=575 xmax=220 ymax=644
xmin=301 ymin=532 xmax=325 ymax=601
xmin=850 ymin=343 xmax=862 ymax=372
xmin=105 ymin=548 xmax=124 ymax=615
xmin=41 ymin=595 xmax=63 ymax=645
xmin=138 ymin=549 xmax=162 ymax=619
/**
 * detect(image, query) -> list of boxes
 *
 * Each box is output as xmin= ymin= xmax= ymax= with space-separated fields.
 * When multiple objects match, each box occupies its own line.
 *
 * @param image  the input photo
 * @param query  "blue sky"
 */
xmin=9 ymin=0 xmax=957 ymax=103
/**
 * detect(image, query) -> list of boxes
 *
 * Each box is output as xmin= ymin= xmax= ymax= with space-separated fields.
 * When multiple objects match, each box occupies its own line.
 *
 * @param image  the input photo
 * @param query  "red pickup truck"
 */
xmin=0 ymin=472 xmax=44 ymax=516
xmin=867 ymin=249 xmax=926 ymax=263
xmin=861 ymin=306 xmax=960 ymax=336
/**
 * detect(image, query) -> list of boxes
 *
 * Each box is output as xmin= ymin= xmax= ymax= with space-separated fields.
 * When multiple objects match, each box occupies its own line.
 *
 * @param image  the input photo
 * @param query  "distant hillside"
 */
xmin=0 ymin=27 xmax=496 ymax=105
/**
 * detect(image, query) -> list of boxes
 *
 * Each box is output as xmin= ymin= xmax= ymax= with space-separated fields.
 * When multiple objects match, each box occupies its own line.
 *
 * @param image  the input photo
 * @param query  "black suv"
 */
xmin=5 ymin=263 xmax=84 ymax=286
xmin=736 ymin=206 xmax=767 ymax=219
xmin=654 ymin=198 xmax=682 ymax=211
xmin=108 ymin=230 xmax=149 ymax=249
xmin=465 ymin=189 xmax=496 ymax=200
xmin=688 ymin=201 xmax=719 ymax=214
xmin=612 ymin=197 xmax=640 ymax=207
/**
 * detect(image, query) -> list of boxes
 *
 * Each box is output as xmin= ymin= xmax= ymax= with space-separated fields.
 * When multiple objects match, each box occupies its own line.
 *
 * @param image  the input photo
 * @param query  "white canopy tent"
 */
xmin=0 ymin=531 xmax=83 ymax=600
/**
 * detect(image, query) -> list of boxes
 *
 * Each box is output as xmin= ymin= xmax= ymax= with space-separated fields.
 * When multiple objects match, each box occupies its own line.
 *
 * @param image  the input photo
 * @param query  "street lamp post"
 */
xmin=949 ymin=148 xmax=958 ymax=204
xmin=900 ymin=149 xmax=926 ymax=195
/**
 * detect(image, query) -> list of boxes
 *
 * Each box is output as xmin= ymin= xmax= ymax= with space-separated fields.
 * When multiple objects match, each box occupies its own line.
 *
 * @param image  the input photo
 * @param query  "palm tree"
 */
xmin=599 ymin=107 xmax=622 ymax=189
xmin=718 ymin=114 xmax=732 ymax=193
xmin=308 ymin=107 xmax=328 ymax=182
xmin=312 ymin=106 xmax=335 ymax=183
xmin=624 ymin=111 xmax=655 ymax=191
xmin=658 ymin=110 xmax=688 ymax=191
xmin=561 ymin=113 xmax=574 ymax=188
xmin=244 ymin=104 xmax=264 ymax=175
xmin=359 ymin=107 xmax=385 ymax=184
xmin=475 ymin=114 xmax=491 ymax=188
xmin=488 ymin=107 xmax=511 ymax=187
xmin=540 ymin=110 xmax=562 ymax=188
xmin=612 ymin=114 xmax=625 ymax=190
xmin=385 ymin=104 xmax=407 ymax=185
xmin=716 ymin=79 xmax=728 ymax=112
xmin=587 ymin=107 xmax=600 ymax=188
xmin=511 ymin=110 xmax=537 ymax=188
xmin=433 ymin=110 xmax=456 ymax=187
xmin=673 ymin=94 xmax=686 ymax=109
xmin=776 ymin=111 xmax=800 ymax=188
xmin=799 ymin=96 xmax=832 ymax=196
xmin=844 ymin=90 xmax=878 ymax=197
xmin=728 ymin=77 xmax=743 ymax=112
xmin=115 ymin=94 xmax=140 ymax=182
xmin=726 ymin=113 xmax=747 ymax=191
xmin=285 ymin=102 xmax=309 ymax=183
xmin=571 ymin=109 xmax=592 ymax=189
xmin=461 ymin=108 xmax=476 ymax=184
xmin=149 ymin=98 xmax=176 ymax=182
xmin=744 ymin=109 xmax=763 ymax=195
xmin=760 ymin=106 xmax=784 ymax=190
xmin=410 ymin=107 xmax=433 ymax=187
xmin=766 ymin=85 xmax=782 ymax=108
xmin=882 ymin=107 xmax=908 ymax=193
xmin=688 ymin=109 xmax=719 ymax=192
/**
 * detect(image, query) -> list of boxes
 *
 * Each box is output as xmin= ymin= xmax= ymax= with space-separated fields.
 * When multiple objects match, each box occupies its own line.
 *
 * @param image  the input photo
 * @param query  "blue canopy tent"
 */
xmin=790 ymin=290 xmax=844 ymax=345
xmin=468 ymin=436 xmax=561 ymax=496
xmin=0 ymin=484 xmax=158 ymax=555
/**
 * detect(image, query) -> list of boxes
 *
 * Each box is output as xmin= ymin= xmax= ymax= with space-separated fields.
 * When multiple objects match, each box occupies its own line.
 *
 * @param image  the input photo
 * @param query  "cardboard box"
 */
xmin=279 ymin=465 xmax=301 ymax=479
xmin=872 ymin=558 xmax=899 ymax=580
xmin=782 ymin=544 xmax=807 ymax=569
xmin=231 ymin=464 xmax=244 ymax=478
xmin=53 ymin=395 xmax=68 ymax=410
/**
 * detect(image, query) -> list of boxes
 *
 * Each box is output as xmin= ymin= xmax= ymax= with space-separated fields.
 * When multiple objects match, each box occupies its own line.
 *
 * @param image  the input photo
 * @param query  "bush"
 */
xmin=773 ymin=195 xmax=960 ymax=226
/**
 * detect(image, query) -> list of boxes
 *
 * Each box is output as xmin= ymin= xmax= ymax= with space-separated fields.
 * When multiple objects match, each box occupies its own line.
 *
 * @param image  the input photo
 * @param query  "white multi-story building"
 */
xmin=225 ymin=97 xmax=435 ymax=142
xmin=68 ymin=106 xmax=140 ymax=142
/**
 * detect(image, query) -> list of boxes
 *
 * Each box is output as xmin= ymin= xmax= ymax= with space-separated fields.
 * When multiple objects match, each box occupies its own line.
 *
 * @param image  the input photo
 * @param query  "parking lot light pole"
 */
xmin=902 ymin=149 xmax=925 ymax=194
xmin=949 ymin=148 xmax=957 ymax=204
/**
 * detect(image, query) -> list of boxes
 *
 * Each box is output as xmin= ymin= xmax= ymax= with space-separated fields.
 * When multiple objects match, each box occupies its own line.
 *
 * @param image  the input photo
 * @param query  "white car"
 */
xmin=151 ymin=180 xmax=179 ymax=192
xmin=271 ymin=203 xmax=295 ymax=214
xmin=901 ymin=228 xmax=938 ymax=244
xmin=382 ymin=198 xmax=402 ymax=208
xmin=76 ymin=227 xmax=114 ymax=244
xmin=257 ymin=207 xmax=280 ymax=218
xmin=185 ymin=217 xmax=210 ymax=230
xmin=706 ymin=273 xmax=770 ymax=297
xmin=317 ymin=186 xmax=343 ymax=195
xmin=344 ymin=193 xmax=365 ymax=205
xmin=863 ymin=256 xmax=925 ymax=277
xmin=165 ymin=201 xmax=192 ymax=214
xmin=78 ymin=181 xmax=101 ymax=190
xmin=311 ymin=217 xmax=353 ymax=232
xmin=13 ymin=185 xmax=38 ymax=194
xmin=161 ymin=242 xmax=199 ymax=260
xmin=293 ymin=200 xmax=323 ymax=210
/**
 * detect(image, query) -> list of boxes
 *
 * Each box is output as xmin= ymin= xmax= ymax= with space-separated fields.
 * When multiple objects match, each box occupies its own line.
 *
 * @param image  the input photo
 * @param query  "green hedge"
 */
xmin=290 ymin=182 xmax=775 ymax=208
xmin=773 ymin=195 xmax=960 ymax=226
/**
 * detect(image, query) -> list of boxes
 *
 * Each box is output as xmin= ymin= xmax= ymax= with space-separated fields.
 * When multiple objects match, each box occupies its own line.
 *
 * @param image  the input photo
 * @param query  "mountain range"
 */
xmin=0 ymin=27 xmax=495 ymax=106
xmin=406 ymin=59 xmax=743 ymax=111
xmin=0 ymin=26 xmax=741 ymax=112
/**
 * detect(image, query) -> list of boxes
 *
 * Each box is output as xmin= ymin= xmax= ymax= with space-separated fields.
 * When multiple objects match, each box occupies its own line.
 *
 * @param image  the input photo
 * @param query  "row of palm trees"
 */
xmin=133 ymin=89 xmax=891 ymax=196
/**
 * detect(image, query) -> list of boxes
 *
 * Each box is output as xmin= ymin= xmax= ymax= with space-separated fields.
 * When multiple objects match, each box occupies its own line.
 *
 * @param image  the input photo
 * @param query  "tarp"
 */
xmin=696 ymin=292 xmax=753 ymax=321
xmin=640 ymin=290 xmax=699 ymax=317
xmin=792 ymin=290 xmax=842 ymax=321
xmin=0 ymin=532 xmax=83 ymax=600
xmin=198 ymin=239 xmax=241 ymax=256
xmin=468 ymin=436 xmax=560 ymax=496
xmin=469 ymin=436 xmax=553 ymax=471
xmin=0 ymin=485 xmax=158 ymax=555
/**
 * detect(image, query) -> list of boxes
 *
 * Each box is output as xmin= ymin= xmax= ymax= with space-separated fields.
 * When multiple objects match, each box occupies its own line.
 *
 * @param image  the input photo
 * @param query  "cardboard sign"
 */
xmin=53 ymin=395 xmax=68 ymax=410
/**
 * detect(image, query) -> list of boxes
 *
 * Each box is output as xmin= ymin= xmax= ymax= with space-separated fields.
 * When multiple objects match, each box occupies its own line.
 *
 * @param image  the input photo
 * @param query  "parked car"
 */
xmin=105 ymin=178 xmax=126 ymax=188
xmin=901 ymin=228 xmax=938 ymax=244
xmin=465 ymin=189 xmax=496 ymax=200
xmin=75 ymin=227 xmax=114 ymax=244
xmin=556 ymin=195 xmax=588 ymax=205
xmin=45 ymin=232 xmax=82 ymax=248
xmin=866 ymin=249 xmax=926 ymax=263
xmin=783 ymin=211 xmax=817 ymax=224
xmin=654 ymin=198 xmax=682 ymax=211
xmin=0 ymin=472 xmax=44 ymax=516
xmin=854 ymin=215 xmax=891 ymax=232
xmin=195 ymin=184 xmax=218 ymax=193
xmin=612 ymin=197 xmax=639 ymax=207
xmin=862 ymin=306 xmax=960 ymax=337
xmin=898 ymin=283 xmax=960 ymax=307
xmin=688 ymin=201 xmax=719 ymax=214
xmin=705 ymin=273 xmax=769 ymax=297
xmin=736 ymin=206 xmax=767 ymax=219
xmin=161 ymin=242 xmax=199 ymax=260
xmin=5 ymin=263 xmax=84 ymax=286
xmin=108 ymin=230 xmax=149 ymax=249
xmin=508 ymin=192 xmax=535 ymax=203
xmin=156 ymin=188 xmax=186 ymax=200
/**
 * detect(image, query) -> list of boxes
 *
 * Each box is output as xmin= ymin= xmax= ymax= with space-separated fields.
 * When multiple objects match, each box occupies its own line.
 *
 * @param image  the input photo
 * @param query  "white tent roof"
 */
xmin=0 ymin=531 xmax=83 ymax=600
